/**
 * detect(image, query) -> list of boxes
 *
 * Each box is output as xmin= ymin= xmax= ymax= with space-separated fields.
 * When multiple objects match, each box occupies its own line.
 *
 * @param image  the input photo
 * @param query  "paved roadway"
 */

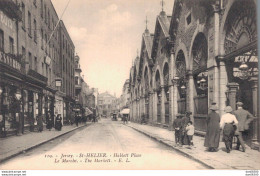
xmin=1 ymin=118 xmax=207 ymax=170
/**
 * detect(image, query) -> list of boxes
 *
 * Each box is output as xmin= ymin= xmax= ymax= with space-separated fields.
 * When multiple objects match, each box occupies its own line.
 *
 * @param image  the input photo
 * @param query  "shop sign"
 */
xmin=0 ymin=51 xmax=21 ymax=71
xmin=0 ymin=11 xmax=14 ymax=30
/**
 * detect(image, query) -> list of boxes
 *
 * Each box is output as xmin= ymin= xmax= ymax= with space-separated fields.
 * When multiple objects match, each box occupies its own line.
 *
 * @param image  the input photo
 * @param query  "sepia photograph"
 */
xmin=0 ymin=0 xmax=259 ymax=175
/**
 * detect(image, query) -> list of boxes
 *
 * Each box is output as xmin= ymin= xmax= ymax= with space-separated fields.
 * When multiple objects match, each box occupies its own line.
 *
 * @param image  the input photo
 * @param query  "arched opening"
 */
xmin=176 ymin=50 xmax=187 ymax=115
xmin=192 ymin=32 xmax=208 ymax=132
xmin=163 ymin=63 xmax=170 ymax=124
xmin=155 ymin=70 xmax=161 ymax=123
xmin=223 ymin=0 xmax=258 ymax=145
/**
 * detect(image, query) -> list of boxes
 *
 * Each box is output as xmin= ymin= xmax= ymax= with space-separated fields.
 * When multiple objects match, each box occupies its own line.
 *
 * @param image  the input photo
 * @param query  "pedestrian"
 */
xmin=220 ymin=106 xmax=238 ymax=153
xmin=55 ymin=114 xmax=62 ymax=131
xmin=204 ymin=103 xmax=221 ymax=152
xmin=186 ymin=121 xmax=195 ymax=148
xmin=46 ymin=111 xmax=53 ymax=131
xmin=233 ymin=101 xmax=255 ymax=152
xmin=37 ymin=115 xmax=43 ymax=132
xmin=180 ymin=111 xmax=192 ymax=146
xmin=173 ymin=114 xmax=183 ymax=146
xmin=75 ymin=113 xmax=79 ymax=127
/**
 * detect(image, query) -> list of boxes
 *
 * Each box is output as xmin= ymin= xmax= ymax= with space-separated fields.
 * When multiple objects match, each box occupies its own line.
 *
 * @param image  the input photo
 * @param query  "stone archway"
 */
xmin=163 ymin=63 xmax=170 ymax=124
xmin=155 ymin=70 xmax=161 ymax=123
xmin=191 ymin=32 xmax=208 ymax=132
xmin=223 ymin=0 xmax=259 ymax=145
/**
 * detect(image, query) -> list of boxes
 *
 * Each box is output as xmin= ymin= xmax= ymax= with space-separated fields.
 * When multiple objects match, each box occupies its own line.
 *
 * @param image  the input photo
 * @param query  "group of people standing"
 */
xmin=173 ymin=102 xmax=255 ymax=153
xmin=204 ymin=102 xmax=255 ymax=153
xmin=173 ymin=111 xmax=195 ymax=148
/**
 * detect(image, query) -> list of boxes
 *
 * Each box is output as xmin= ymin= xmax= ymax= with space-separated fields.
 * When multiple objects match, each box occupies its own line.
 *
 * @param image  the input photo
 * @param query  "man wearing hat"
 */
xmin=173 ymin=114 xmax=183 ymax=146
xmin=220 ymin=106 xmax=238 ymax=153
xmin=204 ymin=102 xmax=221 ymax=152
xmin=233 ymin=102 xmax=255 ymax=152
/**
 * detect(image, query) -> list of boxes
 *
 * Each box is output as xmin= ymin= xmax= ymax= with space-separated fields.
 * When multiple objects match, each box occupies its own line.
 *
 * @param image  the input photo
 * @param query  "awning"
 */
xmin=120 ymin=108 xmax=130 ymax=114
xmin=85 ymin=107 xmax=93 ymax=116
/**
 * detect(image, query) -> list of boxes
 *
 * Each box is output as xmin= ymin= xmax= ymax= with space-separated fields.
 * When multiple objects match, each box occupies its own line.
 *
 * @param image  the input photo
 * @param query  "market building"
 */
xmin=129 ymin=0 xmax=259 ymax=149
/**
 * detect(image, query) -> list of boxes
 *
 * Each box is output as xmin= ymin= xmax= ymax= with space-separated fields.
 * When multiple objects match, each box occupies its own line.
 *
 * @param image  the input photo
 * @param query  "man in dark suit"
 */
xmin=173 ymin=113 xmax=183 ymax=146
xmin=233 ymin=102 xmax=255 ymax=152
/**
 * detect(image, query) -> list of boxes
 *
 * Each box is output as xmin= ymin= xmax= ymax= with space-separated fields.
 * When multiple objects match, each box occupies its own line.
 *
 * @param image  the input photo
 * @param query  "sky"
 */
xmin=52 ymin=0 xmax=174 ymax=97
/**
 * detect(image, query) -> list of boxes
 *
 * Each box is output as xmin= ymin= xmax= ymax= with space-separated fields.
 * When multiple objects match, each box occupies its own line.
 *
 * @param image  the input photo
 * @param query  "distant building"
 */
xmin=98 ymin=92 xmax=116 ymax=117
xmin=119 ymin=79 xmax=130 ymax=110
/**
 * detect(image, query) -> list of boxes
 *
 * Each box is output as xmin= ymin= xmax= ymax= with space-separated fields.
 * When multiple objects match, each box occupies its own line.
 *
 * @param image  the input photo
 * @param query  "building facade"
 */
xmin=129 ymin=0 xmax=259 ymax=149
xmin=98 ymin=92 xmax=117 ymax=117
xmin=0 ymin=0 xmax=75 ymax=136
xmin=119 ymin=79 xmax=130 ymax=110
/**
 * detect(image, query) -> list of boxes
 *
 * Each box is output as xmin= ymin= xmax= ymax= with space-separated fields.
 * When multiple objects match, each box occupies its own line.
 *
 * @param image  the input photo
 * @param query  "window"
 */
xmin=28 ymin=11 xmax=32 ymax=36
xmin=33 ymin=0 xmax=37 ymax=7
xmin=46 ymin=64 xmax=48 ymax=77
xmin=42 ymin=63 xmax=44 ymax=75
xmin=22 ymin=3 xmax=25 ymax=29
xmin=186 ymin=13 xmax=191 ymax=26
xmin=29 ymin=52 xmax=32 ymax=69
xmin=40 ymin=0 xmax=43 ymax=17
xmin=9 ymin=37 xmax=14 ymax=54
xmin=0 ymin=30 xmax=4 ymax=51
xmin=22 ymin=47 xmax=26 ymax=62
xmin=34 ymin=57 xmax=37 ymax=70
xmin=34 ymin=19 xmax=37 ymax=42
xmin=44 ymin=5 xmax=47 ymax=23
xmin=41 ymin=29 xmax=43 ymax=49
xmin=48 ymin=10 xmax=50 ymax=28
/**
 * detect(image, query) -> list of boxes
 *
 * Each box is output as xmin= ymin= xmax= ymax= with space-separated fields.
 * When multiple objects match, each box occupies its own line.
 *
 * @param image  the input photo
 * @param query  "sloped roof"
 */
xmin=143 ymin=31 xmax=154 ymax=59
xmin=157 ymin=11 xmax=171 ymax=38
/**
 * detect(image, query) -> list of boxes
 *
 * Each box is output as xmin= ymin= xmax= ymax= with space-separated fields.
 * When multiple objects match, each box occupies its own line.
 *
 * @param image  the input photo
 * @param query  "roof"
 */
xmin=157 ymin=12 xmax=171 ymax=38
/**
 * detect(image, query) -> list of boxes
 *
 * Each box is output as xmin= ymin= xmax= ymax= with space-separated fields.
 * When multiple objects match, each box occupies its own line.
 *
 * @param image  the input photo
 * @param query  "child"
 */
xmin=173 ymin=114 xmax=183 ymax=146
xmin=186 ymin=121 xmax=195 ymax=147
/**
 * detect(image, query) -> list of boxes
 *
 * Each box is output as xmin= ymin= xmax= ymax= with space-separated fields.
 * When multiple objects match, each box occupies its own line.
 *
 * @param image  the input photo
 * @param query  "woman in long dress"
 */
xmin=204 ymin=103 xmax=220 ymax=152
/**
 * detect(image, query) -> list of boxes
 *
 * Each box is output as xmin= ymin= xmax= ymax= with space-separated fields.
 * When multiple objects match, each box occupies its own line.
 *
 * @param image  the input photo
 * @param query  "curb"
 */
xmin=127 ymin=124 xmax=214 ymax=169
xmin=0 ymin=124 xmax=89 ymax=164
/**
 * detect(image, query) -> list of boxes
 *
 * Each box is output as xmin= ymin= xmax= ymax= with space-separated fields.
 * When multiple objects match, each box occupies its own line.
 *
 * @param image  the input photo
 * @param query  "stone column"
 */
xmin=149 ymin=92 xmax=153 ymax=124
xmin=226 ymin=82 xmax=239 ymax=111
xmin=219 ymin=60 xmax=228 ymax=116
xmin=168 ymin=84 xmax=174 ymax=130
xmin=187 ymin=70 xmax=194 ymax=123
xmin=153 ymin=89 xmax=157 ymax=124
xmin=250 ymin=77 xmax=259 ymax=147
xmin=161 ymin=86 xmax=165 ymax=124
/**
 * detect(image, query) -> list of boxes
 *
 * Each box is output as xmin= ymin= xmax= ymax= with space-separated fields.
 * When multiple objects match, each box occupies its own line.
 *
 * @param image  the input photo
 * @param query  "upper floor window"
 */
xmin=40 ymin=0 xmax=43 ymax=17
xmin=22 ymin=3 xmax=25 ymax=29
xmin=28 ymin=11 xmax=32 ymax=36
xmin=9 ymin=37 xmax=14 ymax=54
xmin=0 ymin=30 xmax=4 ymax=51
xmin=34 ymin=19 xmax=37 ymax=42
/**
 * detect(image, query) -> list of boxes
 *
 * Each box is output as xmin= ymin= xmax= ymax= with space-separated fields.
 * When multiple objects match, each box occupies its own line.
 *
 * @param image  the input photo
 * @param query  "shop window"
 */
xmin=0 ymin=30 xmax=4 ymax=51
xmin=9 ymin=37 xmax=14 ymax=54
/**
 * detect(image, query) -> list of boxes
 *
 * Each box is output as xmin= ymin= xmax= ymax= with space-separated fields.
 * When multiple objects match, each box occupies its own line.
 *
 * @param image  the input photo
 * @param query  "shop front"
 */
xmin=0 ymin=51 xmax=25 ymax=137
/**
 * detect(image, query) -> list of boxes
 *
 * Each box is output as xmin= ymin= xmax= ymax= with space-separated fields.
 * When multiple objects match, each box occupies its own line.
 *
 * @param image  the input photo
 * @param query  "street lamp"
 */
xmin=180 ymin=84 xmax=186 ymax=95
xmin=238 ymin=61 xmax=249 ymax=80
xmin=0 ymin=86 xmax=3 ymax=95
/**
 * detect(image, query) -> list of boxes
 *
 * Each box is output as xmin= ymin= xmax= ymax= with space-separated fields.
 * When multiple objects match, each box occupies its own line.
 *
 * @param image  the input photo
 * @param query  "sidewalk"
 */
xmin=127 ymin=122 xmax=260 ymax=170
xmin=0 ymin=123 xmax=91 ymax=163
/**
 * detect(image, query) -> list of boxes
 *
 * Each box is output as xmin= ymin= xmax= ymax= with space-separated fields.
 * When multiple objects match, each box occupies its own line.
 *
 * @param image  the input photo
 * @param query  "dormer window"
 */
xmin=186 ymin=13 xmax=191 ymax=26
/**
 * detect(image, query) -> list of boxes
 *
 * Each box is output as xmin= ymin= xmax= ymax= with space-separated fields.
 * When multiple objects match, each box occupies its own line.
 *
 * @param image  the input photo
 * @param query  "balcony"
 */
xmin=0 ymin=50 xmax=24 ymax=72
xmin=0 ymin=0 xmax=22 ymax=21
xmin=26 ymin=69 xmax=48 ymax=87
